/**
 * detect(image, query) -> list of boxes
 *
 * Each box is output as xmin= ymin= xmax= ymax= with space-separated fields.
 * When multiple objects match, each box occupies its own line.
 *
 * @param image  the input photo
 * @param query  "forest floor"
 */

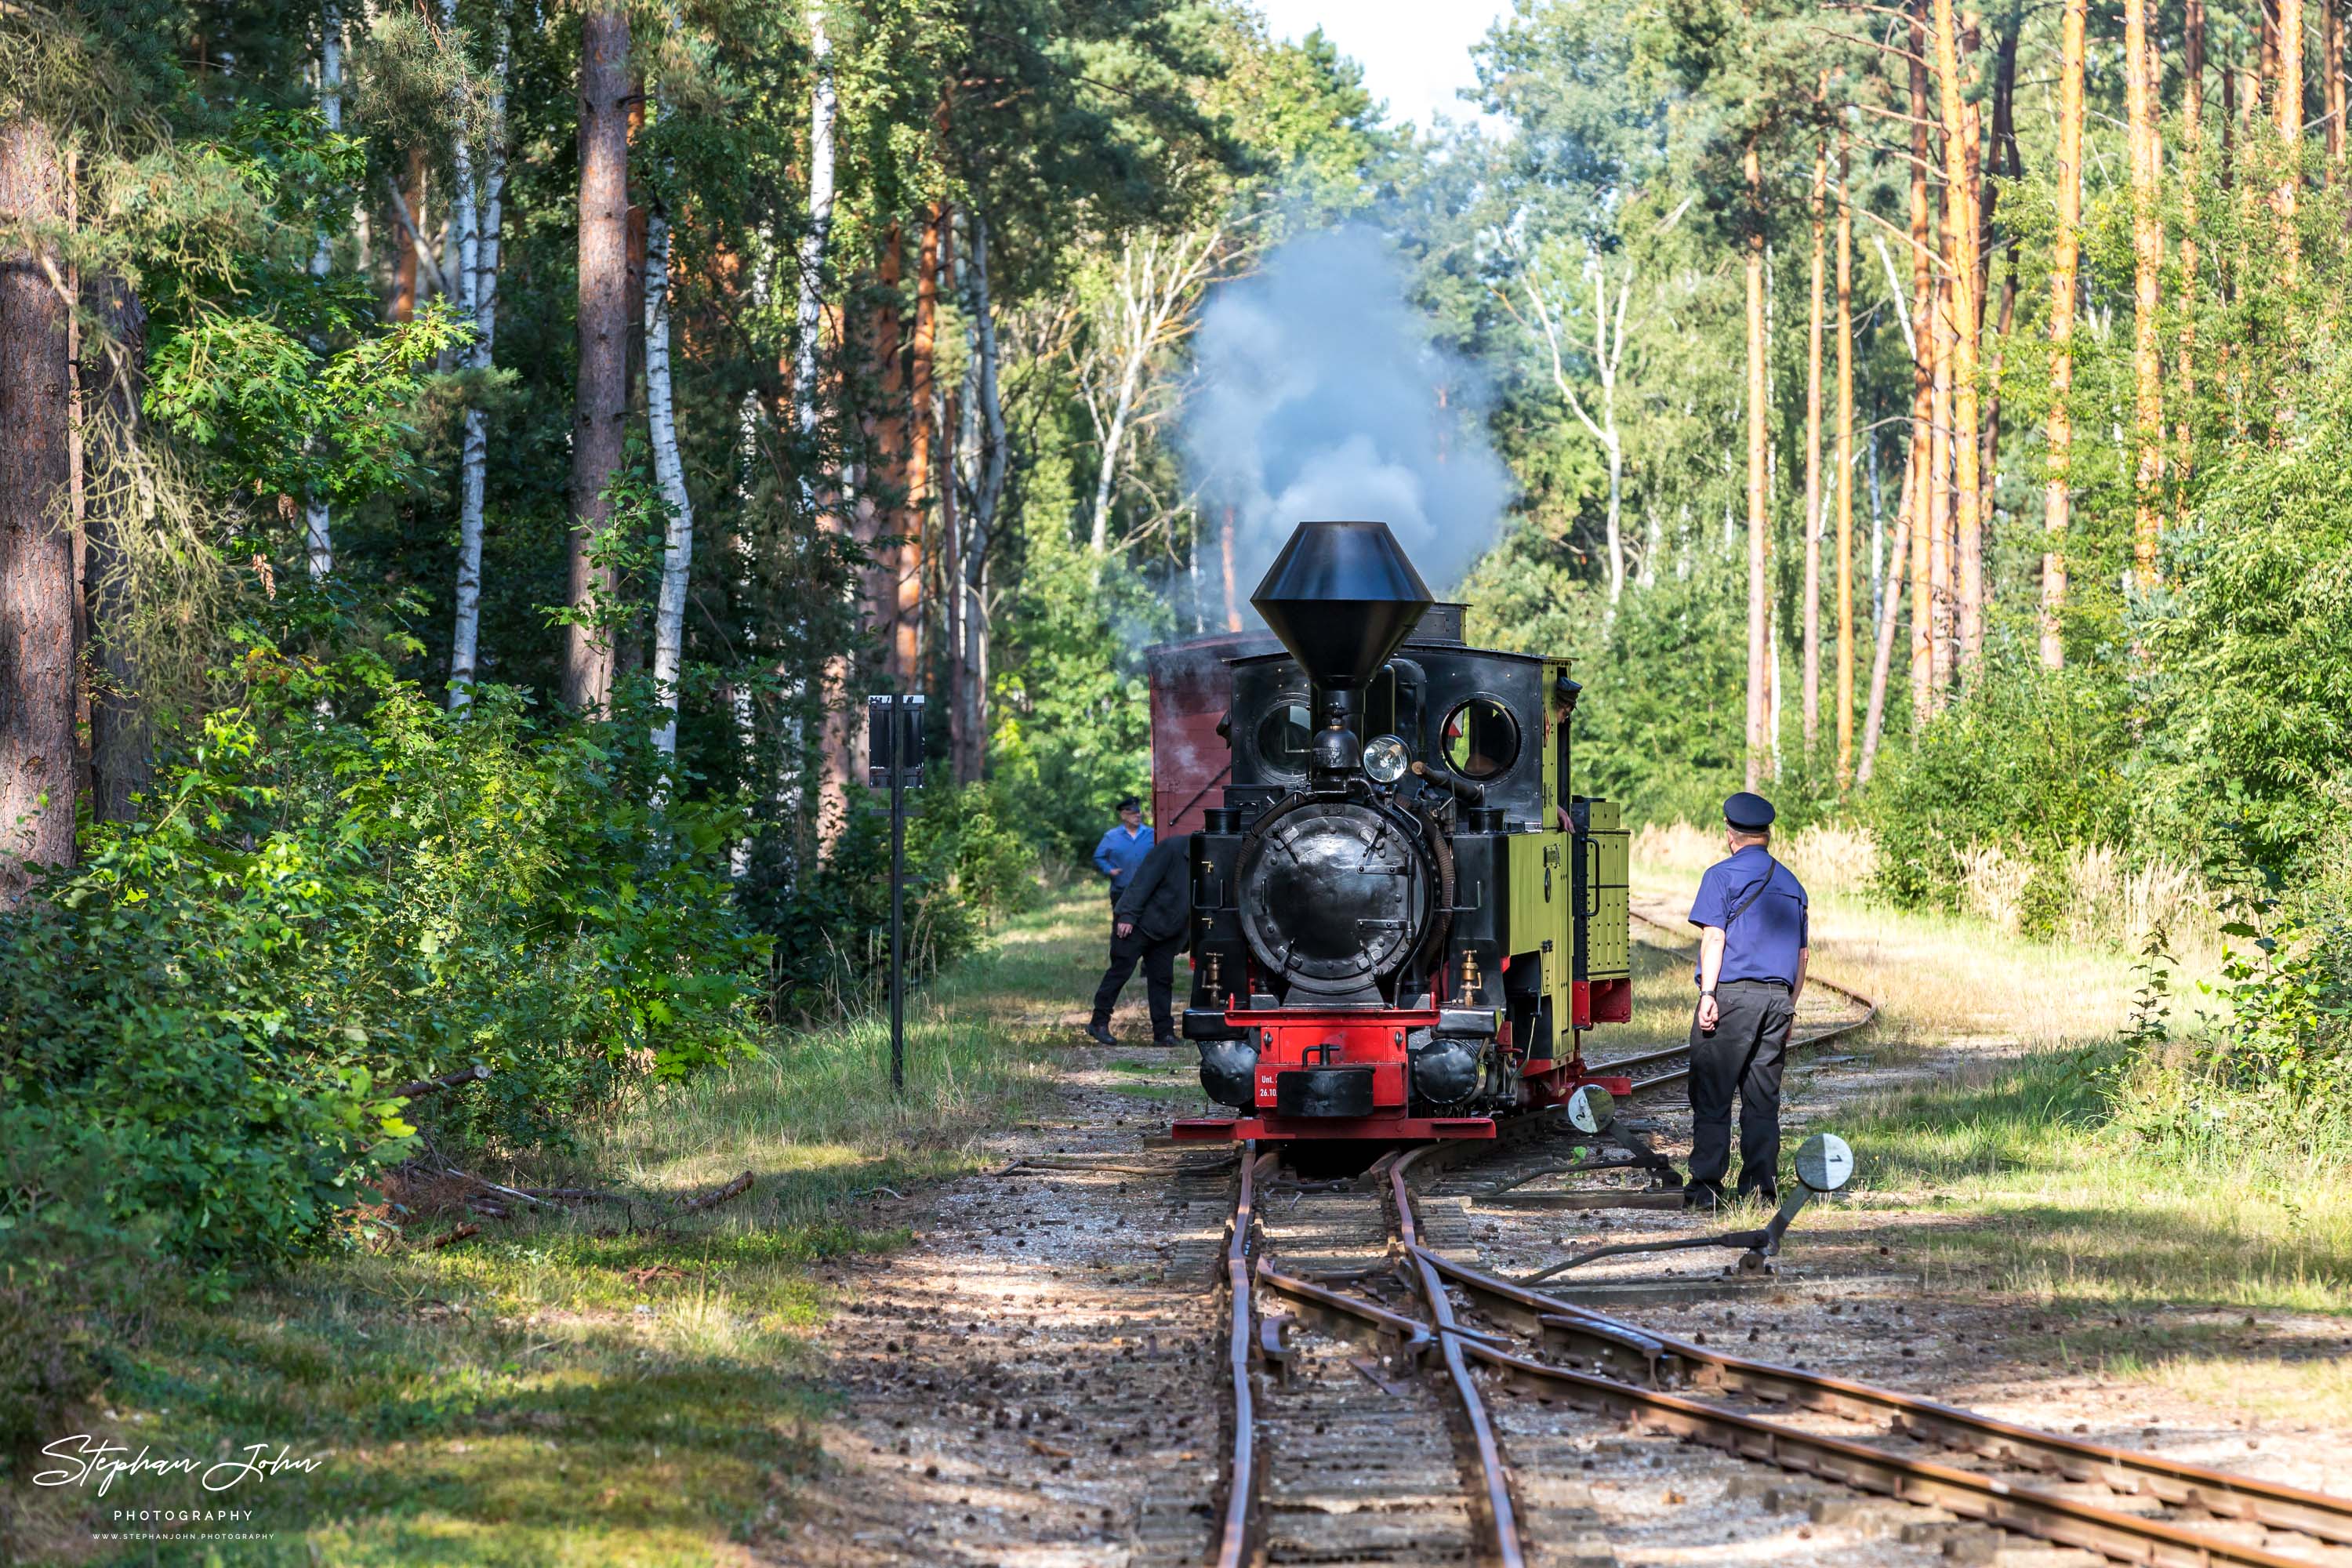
xmin=22 ymin=863 xmax=2352 ymax=1566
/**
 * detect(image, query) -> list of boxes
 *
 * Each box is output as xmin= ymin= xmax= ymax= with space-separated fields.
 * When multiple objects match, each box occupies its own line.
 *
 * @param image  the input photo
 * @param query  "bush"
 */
xmin=989 ymin=528 xmax=1161 ymax=862
xmin=2139 ymin=368 xmax=2352 ymax=883
xmin=0 ymin=651 xmax=767 ymax=1268
xmin=1863 ymin=646 xmax=2136 ymax=913
xmin=0 ymin=1111 xmax=170 ymax=1454
xmin=756 ymin=782 xmax=1040 ymax=1022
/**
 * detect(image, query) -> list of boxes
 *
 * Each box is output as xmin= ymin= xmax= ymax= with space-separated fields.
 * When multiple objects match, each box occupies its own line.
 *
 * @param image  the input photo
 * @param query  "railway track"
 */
xmin=1210 ymin=1134 xmax=2352 ymax=1568
xmin=1586 ymin=906 xmax=1879 ymax=1098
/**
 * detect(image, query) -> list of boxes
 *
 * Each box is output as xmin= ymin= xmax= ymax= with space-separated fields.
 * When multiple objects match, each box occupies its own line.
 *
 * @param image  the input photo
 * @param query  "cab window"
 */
xmin=1440 ymin=697 xmax=1519 ymax=780
xmin=1256 ymin=700 xmax=1312 ymax=777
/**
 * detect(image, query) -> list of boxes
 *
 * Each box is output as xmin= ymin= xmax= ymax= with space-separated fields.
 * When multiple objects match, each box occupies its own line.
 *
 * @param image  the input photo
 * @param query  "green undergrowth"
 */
xmin=1846 ymin=1047 xmax=2352 ymax=1316
xmin=6 ymin=894 xmax=1099 ymax=1566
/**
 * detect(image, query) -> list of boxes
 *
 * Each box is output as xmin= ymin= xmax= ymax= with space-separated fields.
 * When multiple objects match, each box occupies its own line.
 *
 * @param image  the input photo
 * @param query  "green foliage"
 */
xmin=754 ymin=781 xmax=1040 ymax=1023
xmin=1468 ymin=528 xmax=1751 ymax=825
xmin=147 ymin=299 xmax=470 ymax=504
xmin=1864 ymin=649 xmax=2136 ymax=912
xmin=991 ymin=528 xmax=1162 ymax=862
xmin=2138 ymin=354 xmax=2352 ymax=880
xmin=0 ymin=655 xmax=765 ymax=1269
xmin=0 ymin=1112 xmax=168 ymax=1455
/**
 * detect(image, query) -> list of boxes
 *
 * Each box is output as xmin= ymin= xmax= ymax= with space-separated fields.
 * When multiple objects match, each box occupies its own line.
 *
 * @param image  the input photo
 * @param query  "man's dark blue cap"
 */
xmin=1723 ymin=792 xmax=1775 ymax=831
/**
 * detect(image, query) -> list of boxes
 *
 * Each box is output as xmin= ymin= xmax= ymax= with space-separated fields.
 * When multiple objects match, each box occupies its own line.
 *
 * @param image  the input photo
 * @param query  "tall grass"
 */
xmin=1633 ymin=818 xmax=2217 ymax=964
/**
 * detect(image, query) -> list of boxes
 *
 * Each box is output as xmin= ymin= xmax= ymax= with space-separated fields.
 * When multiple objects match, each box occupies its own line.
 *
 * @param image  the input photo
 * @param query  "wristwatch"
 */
xmin=1700 ymin=987 xmax=1717 ymax=997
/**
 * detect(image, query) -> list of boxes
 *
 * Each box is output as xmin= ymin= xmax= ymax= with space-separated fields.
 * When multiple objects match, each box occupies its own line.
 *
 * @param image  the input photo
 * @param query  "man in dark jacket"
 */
xmin=1083 ymin=833 xmax=1189 ymax=1047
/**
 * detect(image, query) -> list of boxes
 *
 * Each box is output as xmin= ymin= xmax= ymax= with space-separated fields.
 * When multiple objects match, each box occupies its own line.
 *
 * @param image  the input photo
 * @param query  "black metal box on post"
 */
xmin=866 ymin=694 xmax=924 ymax=1094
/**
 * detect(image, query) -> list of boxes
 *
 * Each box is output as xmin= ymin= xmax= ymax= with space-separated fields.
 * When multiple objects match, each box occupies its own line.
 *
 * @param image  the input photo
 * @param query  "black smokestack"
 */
xmin=1252 ymin=521 xmax=1432 ymax=778
xmin=1251 ymin=519 xmax=1435 ymax=691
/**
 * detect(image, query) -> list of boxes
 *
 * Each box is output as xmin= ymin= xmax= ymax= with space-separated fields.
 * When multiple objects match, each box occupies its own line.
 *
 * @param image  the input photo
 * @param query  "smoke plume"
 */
xmin=1182 ymin=226 xmax=1512 ymax=612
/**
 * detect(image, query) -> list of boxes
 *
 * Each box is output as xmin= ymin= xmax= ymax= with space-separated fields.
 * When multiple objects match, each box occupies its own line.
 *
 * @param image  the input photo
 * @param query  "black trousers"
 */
xmin=1687 ymin=978 xmax=1795 ymax=1199
xmin=1091 ymin=927 xmax=1182 ymax=1039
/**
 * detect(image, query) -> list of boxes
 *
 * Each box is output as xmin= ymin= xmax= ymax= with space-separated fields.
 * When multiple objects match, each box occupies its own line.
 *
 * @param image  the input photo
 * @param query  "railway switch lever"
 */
xmin=1516 ymin=1134 xmax=1857 ymax=1286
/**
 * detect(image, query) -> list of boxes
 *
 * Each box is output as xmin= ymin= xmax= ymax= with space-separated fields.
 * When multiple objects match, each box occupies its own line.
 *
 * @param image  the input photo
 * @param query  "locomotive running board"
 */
xmin=1170 ymin=1115 xmax=1497 ymax=1142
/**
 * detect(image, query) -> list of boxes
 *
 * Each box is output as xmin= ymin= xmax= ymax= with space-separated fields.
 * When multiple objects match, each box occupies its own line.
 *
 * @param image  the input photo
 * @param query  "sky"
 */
xmin=1254 ymin=0 xmax=1514 ymax=135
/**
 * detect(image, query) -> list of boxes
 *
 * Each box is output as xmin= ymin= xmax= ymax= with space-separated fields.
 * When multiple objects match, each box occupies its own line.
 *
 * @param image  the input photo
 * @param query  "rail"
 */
xmin=1418 ymin=1246 xmax=2352 ymax=1548
xmin=1391 ymin=1144 xmax=1529 ymax=1567
xmin=1261 ymin=1150 xmax=2343 ymax=1568
xmin=1588 ymin=906 xmax=1879 ymax=1094
xmin=1214 ymin=1141 xmax=1262 ymax=1568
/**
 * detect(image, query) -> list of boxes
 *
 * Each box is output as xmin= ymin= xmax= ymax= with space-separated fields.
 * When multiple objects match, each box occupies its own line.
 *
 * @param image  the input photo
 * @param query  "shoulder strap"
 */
xmin=1724 ymin=855 xmax=1780 ymax=926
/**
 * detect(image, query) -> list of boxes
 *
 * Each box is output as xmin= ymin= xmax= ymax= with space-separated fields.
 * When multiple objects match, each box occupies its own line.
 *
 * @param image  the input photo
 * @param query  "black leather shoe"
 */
xmin=1083 ymin=1023 xmax=1118 ymax=1047
xmin=1683 ymin=1183 xmax=1723 ymax=1211
xmin=1152 ymin=1034 xmax=1179 ymax=1050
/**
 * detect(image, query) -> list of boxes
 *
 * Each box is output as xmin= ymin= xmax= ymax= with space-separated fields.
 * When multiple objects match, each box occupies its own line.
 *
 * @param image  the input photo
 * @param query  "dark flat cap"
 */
xmin=1723 ymin=791 xmax=1776 ymax=831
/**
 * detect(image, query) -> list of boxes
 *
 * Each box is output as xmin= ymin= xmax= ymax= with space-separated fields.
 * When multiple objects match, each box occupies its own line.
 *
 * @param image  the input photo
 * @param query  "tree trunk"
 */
xmin=1743 ymin=140 xmax=1769 ymax=792
xmin=2126 ymin=0 xmax=2165 ymax=590
xmin=795 ymin=7 xmax=850 ymax=853
xmin=1857 ymin=503 xmax=1913 ymax=786
xmin=2044 ymin=0 xmax=2085 ymax=668
xmin=449 ymin=13 xmax=507 ymax=708
xmin=2325 ymin=0 xmax=2345 ymax=172
xmin=1834 ymin=136 xmax=1856 ymax=788
xmin=2223 ymin=49 xmax=2239 ymax=192
xmin=793 ymin=3 xmax=837 ymax=481
xmin=903 ymin=195 xmax=942 ymax=691
xmin=645 ymin=96 xmax=694 ymax=764
xmin=1088 ymin=315 xmax=1145 ymax=557
xmin=966 ymin=208 xmax=1008 ymax=556
xmin=2177 ymin=0 xmax=2204 ymax=523
xmin=1928 ymin=260 xmax=1952 ymax=699
xmin=942 ymin=375 xmax=969 ymax=782
xmin=564 ymin=3 xmax=629 ymax=714
xmin=2278 ymin=0 xmax=2303 ymax=274
xmin=1802 ymin=143 xmax=1826 ymax=760
xmin=0 ymin=118 xmax=75 ymax=902
xmin=391 ymin=148 xmax=426 ymax=323
xmin=1930 ymin=0 xmax=1984 ymax=672
xmin=866 ymin=225 xmax=906 ymax=682
xmin=1976 ymin=23 xmax=2021 ymax=506
xmin=1907 ymin=5 xmax=1936 ymax=720
xmin=304 ymin=0 xmax=342 ymax=582
xmin=84 ymin=278 xmax=149 ymax=822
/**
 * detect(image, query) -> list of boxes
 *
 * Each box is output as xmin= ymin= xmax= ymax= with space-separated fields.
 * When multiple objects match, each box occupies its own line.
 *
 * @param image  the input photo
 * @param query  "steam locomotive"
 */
xmin=1152 ymin=519 xmax=1634 ymax=1145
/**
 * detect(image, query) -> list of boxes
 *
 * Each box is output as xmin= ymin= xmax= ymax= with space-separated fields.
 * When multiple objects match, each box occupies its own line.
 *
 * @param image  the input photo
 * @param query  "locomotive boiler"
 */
xmin=1157 ymin=519 xmax=1634 ymax=1145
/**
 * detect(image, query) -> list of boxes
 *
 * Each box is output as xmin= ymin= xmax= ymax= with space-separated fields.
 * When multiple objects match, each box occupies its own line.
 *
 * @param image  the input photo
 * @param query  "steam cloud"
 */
xmin=1182 ymin=226 xmax=1513 ymax=613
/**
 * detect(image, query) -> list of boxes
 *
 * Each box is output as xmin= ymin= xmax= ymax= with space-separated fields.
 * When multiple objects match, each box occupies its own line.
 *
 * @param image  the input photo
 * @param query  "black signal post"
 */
xmin=867 ymin=694 xmax=924 ymax=1096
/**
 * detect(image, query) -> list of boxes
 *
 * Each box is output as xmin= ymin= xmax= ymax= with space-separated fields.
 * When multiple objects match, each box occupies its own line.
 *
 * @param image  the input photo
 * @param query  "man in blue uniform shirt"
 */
xmin=1684 ymin=791 xmax=1810 ymax=1210
xmin=1091 ymin=797 xmax=1154 ymax=911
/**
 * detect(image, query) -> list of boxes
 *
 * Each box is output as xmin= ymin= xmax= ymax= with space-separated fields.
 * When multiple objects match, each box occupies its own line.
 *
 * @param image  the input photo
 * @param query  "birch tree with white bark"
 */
xmin=447 ymin=2 xmax=508 ymax=708
xmin=644 ymin=17 xmax=695 ymax=764
xmin=303 ymin=0 xmax=342 ymax=582
xmin=1506 ymin=236 xmax=1636 ymax=606
xmin=1079 ymin=226 xmax=1221 ymax=556
xmin=790 ymin=2 xmax=837 ymax=498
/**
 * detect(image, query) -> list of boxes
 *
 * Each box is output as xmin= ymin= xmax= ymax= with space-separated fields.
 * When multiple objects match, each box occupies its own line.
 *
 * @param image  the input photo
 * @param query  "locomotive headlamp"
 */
xmin=1363 ymin=733 xmax=1411 ymax=785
